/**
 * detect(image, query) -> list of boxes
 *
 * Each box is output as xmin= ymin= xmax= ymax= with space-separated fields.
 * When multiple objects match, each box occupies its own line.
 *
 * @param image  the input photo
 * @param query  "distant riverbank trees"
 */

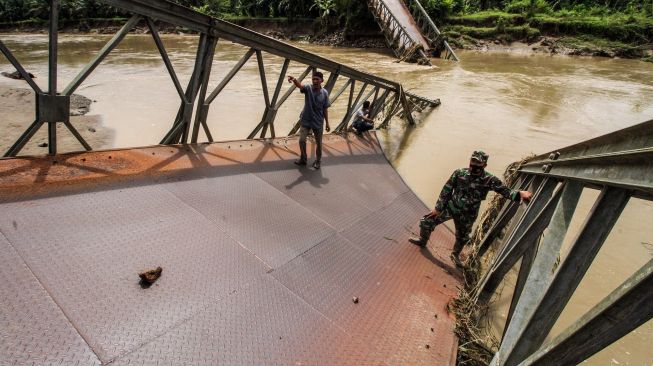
xmin=1 ymin=0 xmax=651 ymax=52
xmin=1 ymin=0 xmax=650 ymax=27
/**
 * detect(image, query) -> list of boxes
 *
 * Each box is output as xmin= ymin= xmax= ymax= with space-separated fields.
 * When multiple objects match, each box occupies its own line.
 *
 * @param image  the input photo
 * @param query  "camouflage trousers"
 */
xmin=419 ymin=210 xmax=475 ymax=256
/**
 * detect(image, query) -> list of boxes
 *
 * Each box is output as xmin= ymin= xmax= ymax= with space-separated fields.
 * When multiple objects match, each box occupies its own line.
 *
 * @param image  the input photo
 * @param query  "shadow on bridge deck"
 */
xmin=0 ymin=132 xmax=460 ymax=365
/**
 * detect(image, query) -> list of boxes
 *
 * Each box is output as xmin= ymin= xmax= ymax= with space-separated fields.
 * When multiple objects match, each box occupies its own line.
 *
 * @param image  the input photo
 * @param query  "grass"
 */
xmin=443 ymin=24 xmax=541 ymax=43
xmin=557 ymin=35 xmax=646 ymax=57
xmin=531 ymin=13 xmax=653 ymax=44
xmin=446 ymin=11 xmax=526 ymax=27
xmin=440 ymin=8 xmax=651 ymax=58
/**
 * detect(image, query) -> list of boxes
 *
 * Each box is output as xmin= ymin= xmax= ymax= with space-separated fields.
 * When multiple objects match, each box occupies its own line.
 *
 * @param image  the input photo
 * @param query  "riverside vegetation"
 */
xmin=0 ymin=0 xmax=651 ymax=58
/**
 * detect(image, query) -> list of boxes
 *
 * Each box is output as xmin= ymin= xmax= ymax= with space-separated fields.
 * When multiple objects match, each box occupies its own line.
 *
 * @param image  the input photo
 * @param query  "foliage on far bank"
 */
xmin=0 ymin=0 xmax=373 ymax=34
xmin=431 ymin=0 xmax=652 ymax=47
xmin=1 ymin=0 xmax=651 ymax=59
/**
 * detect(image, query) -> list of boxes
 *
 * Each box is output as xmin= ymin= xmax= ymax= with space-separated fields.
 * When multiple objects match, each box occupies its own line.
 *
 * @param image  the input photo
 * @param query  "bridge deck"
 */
xmin=382 ymin=0 xmax=431 ymax=50
xmin=0 ymin=133 xmax=460 ymax=365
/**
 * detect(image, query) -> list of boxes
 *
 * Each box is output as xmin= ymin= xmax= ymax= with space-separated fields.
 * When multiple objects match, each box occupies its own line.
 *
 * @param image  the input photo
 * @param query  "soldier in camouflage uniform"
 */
xmin=409 ymin=151 xmax=532 ymax=267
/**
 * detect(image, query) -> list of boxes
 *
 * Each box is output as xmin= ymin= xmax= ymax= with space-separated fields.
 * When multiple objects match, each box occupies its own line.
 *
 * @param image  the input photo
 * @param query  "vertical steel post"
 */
xmin=181 ymin=34 xmax=209 ymax=144
xmin=161 ymin=34 xmax=208 ymax=145
xmin=48 ymin=0 xmax=59 ymax=155
xmin=502 ymin=243 xmax=537 ymax=341
xmin=191 ymin=36 xmax=217 ymax=143
xmin=379 ymin=92 xmax=400 ymax=128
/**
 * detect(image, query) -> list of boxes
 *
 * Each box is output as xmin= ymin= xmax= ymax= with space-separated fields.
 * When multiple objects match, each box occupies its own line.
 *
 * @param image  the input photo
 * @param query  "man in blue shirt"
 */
xmin=288 ymin=71 xmax=331 ymax=170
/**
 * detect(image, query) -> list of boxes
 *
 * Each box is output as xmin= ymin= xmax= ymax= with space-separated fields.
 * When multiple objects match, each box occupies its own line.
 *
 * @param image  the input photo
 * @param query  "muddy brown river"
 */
xmin=1 ymin=33 xmax=652 ymax=365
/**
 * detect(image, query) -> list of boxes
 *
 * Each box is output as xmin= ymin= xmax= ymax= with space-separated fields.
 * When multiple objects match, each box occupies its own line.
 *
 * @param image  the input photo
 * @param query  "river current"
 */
xmin=1 ymin=33 xmax=652 ymax=365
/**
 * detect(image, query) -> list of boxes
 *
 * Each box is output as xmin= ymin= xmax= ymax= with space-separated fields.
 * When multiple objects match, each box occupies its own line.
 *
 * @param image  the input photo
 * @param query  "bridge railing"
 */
xmin=404 ymin=0 xmax=459 ymax=61
xmin=0 ymin=0 xmax=440 ymax=157
xmin=472 ymin=119 xmax=653 ymax=365
xmin=367 ymin=0 xmax=431 ymax=65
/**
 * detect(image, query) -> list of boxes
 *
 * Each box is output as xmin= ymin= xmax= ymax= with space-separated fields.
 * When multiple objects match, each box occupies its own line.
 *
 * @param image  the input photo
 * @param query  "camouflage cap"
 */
xmin=471 ymin=150 xmax=489 ymax=163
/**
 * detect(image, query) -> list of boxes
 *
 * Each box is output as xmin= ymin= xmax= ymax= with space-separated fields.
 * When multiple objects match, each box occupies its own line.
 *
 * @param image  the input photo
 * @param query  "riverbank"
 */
xmin=0 ymin=83 xmax=113 ymax=156
xmin=1 ymin=15 xmax=651 ymax=60
xmin=440 ymin=10 xmax=652 ymax=60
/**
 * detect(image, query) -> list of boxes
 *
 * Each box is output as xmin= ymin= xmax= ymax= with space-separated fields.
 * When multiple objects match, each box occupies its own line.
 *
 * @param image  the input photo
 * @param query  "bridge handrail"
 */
xmin=104 ymin=0 xmax=411 ymax=94
xmin=0 ymin=0 xmax=440 ymax=157
xmin=472 ymin=119 xmax=653 ymax=365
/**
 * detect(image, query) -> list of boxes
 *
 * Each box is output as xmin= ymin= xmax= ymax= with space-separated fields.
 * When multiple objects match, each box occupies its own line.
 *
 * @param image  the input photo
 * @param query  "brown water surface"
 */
xmin=1 ymin=33 xmax=652 ymax=365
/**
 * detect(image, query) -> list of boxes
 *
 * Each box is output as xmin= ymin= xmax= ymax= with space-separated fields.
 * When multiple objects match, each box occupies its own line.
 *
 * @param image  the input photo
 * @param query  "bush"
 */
xmin=505 ymin=0 xmax=551 ymax=15
xmin=422 ymin=0 xmax=455 ymax=19
xmin=445 ymin=11 xmax=525 ymax=27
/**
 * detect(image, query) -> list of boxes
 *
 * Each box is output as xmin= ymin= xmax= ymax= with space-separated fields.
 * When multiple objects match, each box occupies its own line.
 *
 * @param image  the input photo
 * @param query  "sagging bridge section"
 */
xmin=368 ymin=0 xmax=458 ymax=64
xmin=0 ymin=0 xmax=440 ymax=157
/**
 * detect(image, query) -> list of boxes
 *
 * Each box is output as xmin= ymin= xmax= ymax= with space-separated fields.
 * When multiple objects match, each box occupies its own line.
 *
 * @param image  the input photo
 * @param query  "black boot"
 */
xmin=409 ymin=227 xmax=430 ymax=247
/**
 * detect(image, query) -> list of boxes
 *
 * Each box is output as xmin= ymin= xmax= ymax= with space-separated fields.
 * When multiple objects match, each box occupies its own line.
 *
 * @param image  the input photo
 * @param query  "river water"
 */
xmin=1 ymin=33 xmax=652 ymax=365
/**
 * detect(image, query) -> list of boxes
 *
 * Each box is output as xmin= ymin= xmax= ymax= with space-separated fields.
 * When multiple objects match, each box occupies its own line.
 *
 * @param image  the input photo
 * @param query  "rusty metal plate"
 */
xmin=0 ymin=133 xmax=460 ymax=365
xmin=273 ymin=232 xmax=458 ymax=365
xmin=112 ymin=275 xmax=372 ymax=366
xmin=0 ymin=184 xmax=269 ymax=363
xmin=340 ymin=191 xmax=461 ymax=295
xmin=161 ymin=172 xmax=336 ymax=269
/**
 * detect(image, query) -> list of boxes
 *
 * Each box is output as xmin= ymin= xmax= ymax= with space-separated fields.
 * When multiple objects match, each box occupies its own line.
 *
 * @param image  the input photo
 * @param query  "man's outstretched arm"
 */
xmin=489 ymin=176 xmax=532 ymax=203
xmin=287 ymin=76 xmax=302 ymax=90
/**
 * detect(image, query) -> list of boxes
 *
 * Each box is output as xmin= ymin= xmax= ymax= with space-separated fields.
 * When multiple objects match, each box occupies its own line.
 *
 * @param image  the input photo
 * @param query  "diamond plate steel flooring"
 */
xmin=0 ymin=133 xmax=460 ymax=365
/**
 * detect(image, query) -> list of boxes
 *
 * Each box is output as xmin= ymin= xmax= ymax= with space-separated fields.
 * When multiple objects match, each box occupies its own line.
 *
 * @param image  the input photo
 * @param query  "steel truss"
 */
xmin=0 ymin=0 xmax=440 ymax=156
xmin=472 ymin=119 xmax=653 ymax=365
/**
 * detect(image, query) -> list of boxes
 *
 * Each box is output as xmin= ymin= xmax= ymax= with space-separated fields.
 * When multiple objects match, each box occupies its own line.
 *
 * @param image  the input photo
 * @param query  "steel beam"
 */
xmin=336 ymin=86 xmax=376 ymax=132
xmin=205 ymin=48 xmax=255 ymax=105
xmin=63 ymin=121 xmax=92 ymax=151
xmin=99 ymin=0 xmax=439 ymax=112
xmin=63 ymin=15 xmax=141 ymax=97
xmin=161 ymin=34 xmax=209 ymax=145
xmin=497 ymin=181 xmax=583 ymax=353
xmin=502 ymin=243 xmax=537 ymax=342
xmin=370 ymin=89 xmax=391 ymax=119
xmin=47 ymin=0 xmax=59 ymax=155
xmin=146 ymin=17 xmax=187 ymax=103
xmin=258 ymin=57 xmax=289 ymax=139
xmin=518 ymin=258 xmax=653 ymax=366
xmin=379 ymin=92 xmax=400 ymax=129
xmin=275 ymin=66 xmax=312 ymax=111
xmin=484 ymin=176 xmax=547 ymax=269
xmin=337 ymin=82 xmax=369 ymax=132
xmin=476 ymin=179 xmax=560 ymax=303
xmin=399 ymin=87 xmax=416 ymax=125
xmin=518 ymin=119 xmax=653 ymax=199
xmin=497 ymin=187 xmax=631 ymax=365
xmin=190 ymin=37 xmax=217 ymax=143
xmin=0 ymin=41 xmax=42 ymax=94
xmin=4 ymin=120 xmax=44 ymax=157
xmin=477 ymin=176 xmax=534 ymax=257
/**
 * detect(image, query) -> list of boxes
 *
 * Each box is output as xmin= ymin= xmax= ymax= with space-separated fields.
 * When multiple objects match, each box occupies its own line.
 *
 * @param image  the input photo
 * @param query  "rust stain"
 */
xmin=0 ymin=134 xmax=382 ymax=202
